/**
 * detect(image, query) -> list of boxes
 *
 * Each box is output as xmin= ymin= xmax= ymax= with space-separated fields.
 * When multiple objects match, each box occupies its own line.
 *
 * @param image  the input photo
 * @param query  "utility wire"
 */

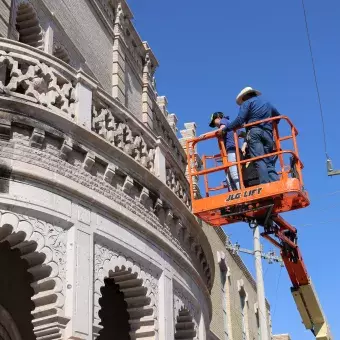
xmin=272 ymin=266 xmax=283 ymax=319
xmin=301 ymin=0 xmax=328 ymax=157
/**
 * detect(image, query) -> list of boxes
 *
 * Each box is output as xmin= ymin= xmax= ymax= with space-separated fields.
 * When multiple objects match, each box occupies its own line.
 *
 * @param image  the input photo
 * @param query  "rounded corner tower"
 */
xmin=0 ymin=0 xmax=214 ymax=339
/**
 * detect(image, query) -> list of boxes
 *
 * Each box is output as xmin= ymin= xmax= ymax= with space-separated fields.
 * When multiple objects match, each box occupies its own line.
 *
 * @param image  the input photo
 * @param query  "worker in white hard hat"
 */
xmin=225 ymin=87 xmax=280 ymax=184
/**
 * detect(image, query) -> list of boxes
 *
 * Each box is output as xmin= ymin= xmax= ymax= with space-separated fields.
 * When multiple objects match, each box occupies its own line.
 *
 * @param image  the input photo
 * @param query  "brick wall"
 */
xmin=0 ymin=0 xmax=10 ymax=37
xmin=125 ymin=60 xmax=142 ymax=118
xmin=40 ymin=0 xmax=113 ymax=92
xmin=203 ymin=223 xmax=272 ymax=340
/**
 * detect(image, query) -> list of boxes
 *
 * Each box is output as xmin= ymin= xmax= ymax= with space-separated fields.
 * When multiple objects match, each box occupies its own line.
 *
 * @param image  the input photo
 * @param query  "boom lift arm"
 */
xmin=261 ymin=215 xmax=332 ymax=340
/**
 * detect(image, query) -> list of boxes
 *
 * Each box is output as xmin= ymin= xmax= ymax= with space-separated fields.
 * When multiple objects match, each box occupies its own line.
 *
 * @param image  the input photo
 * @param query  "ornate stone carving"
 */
xmin=0 ymin=124 xmax=212 ymax=288
xmin=92 ymin=99 xmax=155 ymax=173
xmin=0 ymin=53 xmax=76 ymax=118
xmin=166 ymin=166 xmax=190 ymax=208
xmin=94 ymin=243 xmax=158 ymax=338
xmin=174 ymin=286 xmax=200 ymax=337
xmin=53 ymin=41 xmax=71 ymax=64
xmin=0 ymin=210 xmax=68 ymax=339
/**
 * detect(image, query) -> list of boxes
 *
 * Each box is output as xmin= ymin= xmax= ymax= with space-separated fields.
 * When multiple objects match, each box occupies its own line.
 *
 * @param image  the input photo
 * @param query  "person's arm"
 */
xmin=271 ymin=104 xmax=281 ymax=124
xmin=216 ymin=124 xmax=227 ymax=136
xmin=227 ymin=101 xmax=250 ymax=131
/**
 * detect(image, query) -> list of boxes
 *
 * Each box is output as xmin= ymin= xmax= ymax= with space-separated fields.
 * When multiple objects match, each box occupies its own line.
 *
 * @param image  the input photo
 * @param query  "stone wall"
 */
xmin=38 ymin=0 xmax=114 ymax=92
xmin=273 ymin=334 xmax=291 ymax=340
xmin=0 ymin=0 xmax=10 ymax=38
xmin=202 ymin=223 xmax=272 ymax=340
xmin=0 ymin=31 xmax=215 ymax=338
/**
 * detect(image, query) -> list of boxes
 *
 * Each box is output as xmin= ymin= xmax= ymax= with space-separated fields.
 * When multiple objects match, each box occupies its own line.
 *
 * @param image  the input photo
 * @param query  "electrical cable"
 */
xmin=301 ymin=0 xmax=329 ymax=158
xmin=272 ymin=266 xmax=283 ymax=319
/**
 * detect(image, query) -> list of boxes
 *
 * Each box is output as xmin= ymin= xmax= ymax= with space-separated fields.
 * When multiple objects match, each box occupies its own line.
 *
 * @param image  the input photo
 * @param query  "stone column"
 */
xmin=142 ymin=52 xmax=154 ymax=128
xmin=65 ymin=205 xmax=94 ymax=340
xmin=179 ymin=122 xmax=202 ymax=198
xmin=75 ymin=71 xmax=98 ymax=130
xmin=112 ymin=3 xmax=126 ymax=103
xmin=154 ymin=138 xmax=167 ymax=183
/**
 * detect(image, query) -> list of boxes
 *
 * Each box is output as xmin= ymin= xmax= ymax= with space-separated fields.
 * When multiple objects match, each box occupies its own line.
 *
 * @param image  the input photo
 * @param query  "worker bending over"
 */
xmin=226 ymin=87 xmax=280 ymax=184
xmin=209 ymin=112 xmax=240 ymax=190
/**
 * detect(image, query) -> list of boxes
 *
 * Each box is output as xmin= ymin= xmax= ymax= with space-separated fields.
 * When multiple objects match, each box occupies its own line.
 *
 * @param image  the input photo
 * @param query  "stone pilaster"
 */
xmin=157 ymin=95 xmax=168 ymax=116
xmin=65 ymin=206 xmax=93 ymax=340
xmin=179 ymin=122 xmax=202 ymax=198
xmin=141 ymin=52 xmax=154 ymax=128
xmin=158 ymin=266 xmax=174 ymax=340
xmin=112 ymin=3 xmax=126 ymax=103
xmin=75 ymin=71 xmax=98 ymax=130
xmin=154 ymin=137 xmax=167 ymax=183
xmin=142 ymin=42 xmax=159 ymax=129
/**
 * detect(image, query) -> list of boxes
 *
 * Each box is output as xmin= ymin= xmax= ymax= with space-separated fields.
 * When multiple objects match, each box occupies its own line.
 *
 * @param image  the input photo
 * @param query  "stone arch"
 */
xmin=0 ymin=211 xmax=67 ymax=340
xmin=174 ymin=307 xmax=196 ymax=340
xmin=94 ymin=244 xmax=158 ymax=339
xmin=53 ymin=42 xmax=71 ymax=65
xmin=15 ymin=1 xmax=44 ymax=49
xmin=173 ymin=287 xmax=199 ymax=340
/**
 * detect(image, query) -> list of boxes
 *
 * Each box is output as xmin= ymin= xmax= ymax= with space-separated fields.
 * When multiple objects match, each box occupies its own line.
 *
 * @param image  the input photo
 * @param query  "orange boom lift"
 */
xmin=186 ymin=116 xmax=332 ymax=339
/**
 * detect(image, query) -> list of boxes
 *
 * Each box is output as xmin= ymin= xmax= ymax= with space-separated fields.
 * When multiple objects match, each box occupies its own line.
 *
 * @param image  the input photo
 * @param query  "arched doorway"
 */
xmin=97 ymin=277 xmax=131 ymax=340
xmin=174 ymin=308 xmax=196 ymax=340
xmin=0 ymin=241 xmax=36 ymax=340
xmin=96 ymin=267 xmax=156 ymax=339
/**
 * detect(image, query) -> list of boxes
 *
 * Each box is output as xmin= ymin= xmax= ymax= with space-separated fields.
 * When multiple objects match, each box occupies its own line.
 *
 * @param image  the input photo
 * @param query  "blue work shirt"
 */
xmin=227 ymin=96 xmax=280 ymax=132
xmin=220 ymin=117 xmax=236 ymax=151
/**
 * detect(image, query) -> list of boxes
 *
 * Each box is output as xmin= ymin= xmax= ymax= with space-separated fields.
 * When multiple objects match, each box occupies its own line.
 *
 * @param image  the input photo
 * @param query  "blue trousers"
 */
xmin=248 ymin=127 xmax=279 ymax=184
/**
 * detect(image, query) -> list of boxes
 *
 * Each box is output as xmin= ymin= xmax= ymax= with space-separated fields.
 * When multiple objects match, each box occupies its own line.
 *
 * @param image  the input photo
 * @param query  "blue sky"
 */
xmin=129 ymin=0 xmax=340 ymax=338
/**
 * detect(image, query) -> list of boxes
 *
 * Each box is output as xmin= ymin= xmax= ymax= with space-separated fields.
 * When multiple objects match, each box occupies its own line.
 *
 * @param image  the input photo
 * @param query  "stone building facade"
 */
xmin=273 ymin=335 xmax=291 ymax=340
xmin=0 ymin=1 xmax=284 ymax=339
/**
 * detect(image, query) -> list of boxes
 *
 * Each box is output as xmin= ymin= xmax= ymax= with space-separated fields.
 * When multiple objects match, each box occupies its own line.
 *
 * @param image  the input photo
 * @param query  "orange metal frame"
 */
xmin=186 ymin=116 xmax=310 ymax=227
xmin=185 ymin=116 xmax=311 ymax=289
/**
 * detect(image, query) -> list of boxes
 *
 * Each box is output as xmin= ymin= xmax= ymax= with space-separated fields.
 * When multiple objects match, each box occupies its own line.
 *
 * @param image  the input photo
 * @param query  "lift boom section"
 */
xmin=186 ymin=116 xmax=332 ymax=339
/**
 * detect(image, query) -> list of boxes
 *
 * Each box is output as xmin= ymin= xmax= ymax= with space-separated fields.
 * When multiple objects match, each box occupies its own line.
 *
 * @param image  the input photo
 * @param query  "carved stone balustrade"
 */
xmin=0 ymin=39 xmax=77 ymax=120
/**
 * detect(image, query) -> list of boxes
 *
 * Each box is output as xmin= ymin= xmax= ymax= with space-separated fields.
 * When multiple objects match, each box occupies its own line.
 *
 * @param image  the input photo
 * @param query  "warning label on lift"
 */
xmin=226 ymin=188 xmax=263 ymax=202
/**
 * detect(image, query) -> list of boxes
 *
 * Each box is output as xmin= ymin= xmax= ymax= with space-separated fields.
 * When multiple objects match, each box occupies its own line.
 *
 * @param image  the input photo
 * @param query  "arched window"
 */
xmin=15 ymin=2 xmax=43 ymax=49
xmin=53 ymin=42 xmax=71 ymax=65
xmin=174 ymin=308 xmax=196 ymax=340
xmin=96 ymin=267 xmax=156 ymax=340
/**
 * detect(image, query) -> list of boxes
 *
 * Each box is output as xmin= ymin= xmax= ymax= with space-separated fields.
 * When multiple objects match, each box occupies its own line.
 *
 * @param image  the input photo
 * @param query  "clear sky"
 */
xmin=128 ymin=0 xmax=340 ymax=338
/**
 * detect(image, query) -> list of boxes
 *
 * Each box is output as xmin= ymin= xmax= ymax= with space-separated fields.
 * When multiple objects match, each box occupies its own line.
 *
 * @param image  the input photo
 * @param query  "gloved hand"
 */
xmin=241 ymin=142 xmax=247 ymax=156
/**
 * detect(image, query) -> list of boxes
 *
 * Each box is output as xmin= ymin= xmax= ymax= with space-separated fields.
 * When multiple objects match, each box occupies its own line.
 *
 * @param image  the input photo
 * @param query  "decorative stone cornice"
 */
xmin=0 ymin=113 xmax=214 ymax=297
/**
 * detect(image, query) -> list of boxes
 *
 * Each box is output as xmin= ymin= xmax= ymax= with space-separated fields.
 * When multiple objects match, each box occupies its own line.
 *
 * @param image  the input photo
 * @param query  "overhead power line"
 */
xmin=301 ymin=0 xmax=328 ymax=157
